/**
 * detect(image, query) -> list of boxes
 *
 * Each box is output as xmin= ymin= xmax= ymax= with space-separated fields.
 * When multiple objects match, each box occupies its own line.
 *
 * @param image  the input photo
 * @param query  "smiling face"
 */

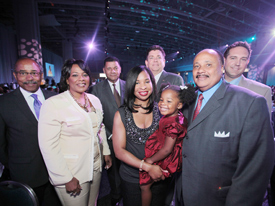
xmin=193 ymin=49 xmax=223 ymax=92
xmin=134 ymin=70 xmax=153 ymax=104
xmin=145 ymin=50 xmax=166 ymax=76
xmin=66 ymin=64 xmax=90 ymax=96
xmin=13 ymin=58 xmax=42 ymax=93
xmin=103 ymin=61 xmax=121 ymax=83
xmin=224 ymin=46 xmax=250 ymax=82
xmin=158 ymin=89 xmax=183 ymax=117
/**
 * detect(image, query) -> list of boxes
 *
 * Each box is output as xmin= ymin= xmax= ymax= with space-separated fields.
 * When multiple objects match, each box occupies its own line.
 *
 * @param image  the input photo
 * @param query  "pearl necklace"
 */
xmin=69 ymin=91 xmax=89 ymax=112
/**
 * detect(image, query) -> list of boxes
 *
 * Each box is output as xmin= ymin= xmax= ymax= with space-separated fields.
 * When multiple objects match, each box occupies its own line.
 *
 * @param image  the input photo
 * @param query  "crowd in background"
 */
xmin=1 ymin=78 xmax=275 ymax=106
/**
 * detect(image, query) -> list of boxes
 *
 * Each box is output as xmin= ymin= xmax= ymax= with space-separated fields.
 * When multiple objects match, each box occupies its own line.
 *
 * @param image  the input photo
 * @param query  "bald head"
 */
xmin=193 ymin=49 xmax=223 ymax=92
xmin=13 ymin=58 xmax=43 ymax=93
xmin=15 ymin=58 xmax=42 ymax=72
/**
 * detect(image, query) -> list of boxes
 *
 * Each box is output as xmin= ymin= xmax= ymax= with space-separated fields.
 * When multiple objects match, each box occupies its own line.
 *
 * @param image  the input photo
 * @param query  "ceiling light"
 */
xmin=88 ymin=43 xmax=94 ymax=49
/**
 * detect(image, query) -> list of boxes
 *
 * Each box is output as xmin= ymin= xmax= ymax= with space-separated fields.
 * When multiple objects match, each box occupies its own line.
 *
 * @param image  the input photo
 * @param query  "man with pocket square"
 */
xmin=175 ymin=49 xmax=274 ymax=206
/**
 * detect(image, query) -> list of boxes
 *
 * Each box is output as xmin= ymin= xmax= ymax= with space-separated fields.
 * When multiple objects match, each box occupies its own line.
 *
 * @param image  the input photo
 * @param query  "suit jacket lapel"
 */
xmin=157 ymin=70 xmax=167 ymax=91
xmin=103 ymin=79 xmax=118 ymax=108
xmin=119 ymin=79 xmax=125 ymax=105
xmin=187 ymin=94 xmax=197 ymax=123
xmin=238 ymin=75 xmax=246 ymax=87
xmin=42 ymin=89 xmax=52 ymax=99
xmin=188 ymin=82 xmax=227 ymax=131
xmin=12 ymin=88 xmax=38 ymax=125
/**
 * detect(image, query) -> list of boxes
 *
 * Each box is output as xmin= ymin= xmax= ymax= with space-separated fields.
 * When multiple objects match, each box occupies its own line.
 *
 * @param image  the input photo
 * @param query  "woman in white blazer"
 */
xmin=38 ymin=59 xmax=111 ymax=206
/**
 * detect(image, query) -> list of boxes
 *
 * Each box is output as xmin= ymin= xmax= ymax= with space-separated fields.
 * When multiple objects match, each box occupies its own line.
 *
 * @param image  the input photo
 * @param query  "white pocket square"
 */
xmin=214 ymin=131 xmax=230 ymax=138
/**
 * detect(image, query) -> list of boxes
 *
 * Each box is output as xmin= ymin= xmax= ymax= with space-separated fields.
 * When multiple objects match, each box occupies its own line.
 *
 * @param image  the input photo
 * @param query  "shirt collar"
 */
xmin=154 ymin=70 xmax=163 ymax=83
xmin=107 ymin=79 xmax=119 ymax=86
xmin=20 ymin=87 xmax=43 ymax=98
xmin=198 ymin=78 xmax=223 ymax=102
xmin=225 ymin=75 xmax=242 ymax=86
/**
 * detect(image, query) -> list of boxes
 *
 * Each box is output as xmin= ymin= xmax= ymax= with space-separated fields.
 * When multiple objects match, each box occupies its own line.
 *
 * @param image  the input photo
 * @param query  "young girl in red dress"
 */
xmin=139 ymin=83 xmax=196 ymax=206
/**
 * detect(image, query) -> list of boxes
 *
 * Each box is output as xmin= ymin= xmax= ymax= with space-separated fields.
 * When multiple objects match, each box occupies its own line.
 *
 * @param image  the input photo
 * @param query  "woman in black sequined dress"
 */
xmin=113 ymin=65 xmax=170 ymax=206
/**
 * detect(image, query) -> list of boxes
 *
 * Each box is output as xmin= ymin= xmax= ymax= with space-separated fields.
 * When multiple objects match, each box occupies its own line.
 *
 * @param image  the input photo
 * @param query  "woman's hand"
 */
xmin=104 ymin=155 xmax=112 ymax=170
xmin=145 ymin=157 xmax=153 ymax=164
xmin=145 ymin=163 xmax=165 ymax=182
xmin=65 ymin=177 xmax=82 ymax=196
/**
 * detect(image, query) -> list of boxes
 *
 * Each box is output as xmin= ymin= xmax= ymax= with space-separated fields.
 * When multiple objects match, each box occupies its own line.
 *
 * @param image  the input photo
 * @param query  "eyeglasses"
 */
xmin=15 ymin=71 xmax=41 ymax=77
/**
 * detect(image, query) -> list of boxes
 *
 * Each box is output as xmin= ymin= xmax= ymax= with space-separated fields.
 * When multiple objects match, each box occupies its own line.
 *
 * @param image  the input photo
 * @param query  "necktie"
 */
xmin=113 ymin=83 xmax=121 ymax=107
xmin=31 ymin=94 xmax=42 ymax=119
xmin=193 ymin=93 xmax=203 ymax=121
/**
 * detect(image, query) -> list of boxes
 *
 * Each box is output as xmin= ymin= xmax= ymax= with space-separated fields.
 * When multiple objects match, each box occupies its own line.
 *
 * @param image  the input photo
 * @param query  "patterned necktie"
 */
xmin=31 ymin=94 xmax=42 ymax=119
xmin=193 ymin=93 xmax=203 ymax=121
xmin=113 ymin=83 xmax=121 ymax=107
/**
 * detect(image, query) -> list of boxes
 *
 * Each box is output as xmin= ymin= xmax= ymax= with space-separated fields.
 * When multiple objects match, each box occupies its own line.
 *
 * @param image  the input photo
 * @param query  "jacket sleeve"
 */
xmin=0 ymin=112 xmax=8 ymax=166
xmin=93 ymin=97 xmax=110 ymax=156
xmin=263 ymin=87 xmax=272 ymax=116
xmin=100 ymin=123 xmax=111 ymax=155
xmin=38 ymin=98 xmax=73 ymax=186
xmin=225 ymin=96 xmax=274 ymax=206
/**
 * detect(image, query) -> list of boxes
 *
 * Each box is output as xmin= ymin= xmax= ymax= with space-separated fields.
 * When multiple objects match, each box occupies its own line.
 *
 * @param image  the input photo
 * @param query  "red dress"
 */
xmin=139 ymin=112 xmax=187 ymax=185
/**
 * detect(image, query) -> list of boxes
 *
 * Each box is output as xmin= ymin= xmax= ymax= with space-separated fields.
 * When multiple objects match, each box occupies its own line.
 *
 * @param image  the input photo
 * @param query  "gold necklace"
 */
xmin=69 ymin=91 xmax=89 ymax=112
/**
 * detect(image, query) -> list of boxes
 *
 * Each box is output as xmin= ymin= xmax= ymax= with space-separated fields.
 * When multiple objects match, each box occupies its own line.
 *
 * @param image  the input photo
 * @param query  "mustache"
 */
xmin=196 ymin=74 xmax=209 ymax=78
xmin=23 ymin=81 xmax=38 ymax=84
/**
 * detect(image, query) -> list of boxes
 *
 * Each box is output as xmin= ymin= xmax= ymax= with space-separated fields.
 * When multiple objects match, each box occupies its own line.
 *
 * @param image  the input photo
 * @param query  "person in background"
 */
xmin=145 ymin=45 xmax=184 ymax=93
xmin=223 ymin=41 xmax=272 ymax=115
xmin=0 ymin=58 xmax=60 ymax=205
xmin=38 ymin=59 xmax=112 ymax=206
xmin=89 ymin=56 xmax=125 ymax=206
xmin=176 ymin=49 xmax=274 ymax=206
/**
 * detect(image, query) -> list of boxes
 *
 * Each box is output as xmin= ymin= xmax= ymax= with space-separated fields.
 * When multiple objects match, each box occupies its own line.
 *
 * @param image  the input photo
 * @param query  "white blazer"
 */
xmin=38 ymin=91 xmax=110 ymax=186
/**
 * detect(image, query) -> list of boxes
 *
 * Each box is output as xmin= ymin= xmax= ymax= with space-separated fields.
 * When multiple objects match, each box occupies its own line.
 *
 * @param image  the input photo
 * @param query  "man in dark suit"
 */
xmin=89 ymin=56 xmax=125 ymax=206
xmin=0 ymin=58 xmax=60 ymax=205
xmin=176 ymin=49 xmax=274 ymax=206
xmin=145 ymin=45 xmax=184 ymax=93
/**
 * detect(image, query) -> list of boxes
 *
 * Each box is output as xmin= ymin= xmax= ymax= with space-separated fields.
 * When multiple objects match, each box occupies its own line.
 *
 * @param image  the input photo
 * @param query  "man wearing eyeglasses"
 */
xmin=0 ymin=58 xmax=60 ymax=205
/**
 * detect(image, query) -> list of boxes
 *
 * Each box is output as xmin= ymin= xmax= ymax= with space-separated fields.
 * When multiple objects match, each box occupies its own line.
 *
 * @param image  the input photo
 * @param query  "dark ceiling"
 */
xmin=1 ymin=0 xmax=275 ymax=66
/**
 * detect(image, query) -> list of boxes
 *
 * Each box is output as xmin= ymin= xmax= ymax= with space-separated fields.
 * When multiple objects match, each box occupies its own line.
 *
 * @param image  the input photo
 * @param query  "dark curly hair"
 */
xmin=59 ymin=59 xmax=91 ymax=91
xmin=158 ymin=82 xmax=196 ymax=106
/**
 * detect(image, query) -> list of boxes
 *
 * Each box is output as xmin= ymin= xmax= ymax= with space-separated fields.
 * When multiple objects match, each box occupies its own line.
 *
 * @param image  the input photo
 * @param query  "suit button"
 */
xmin=185 ymin=136 xmax=189 ymax=140
xmin=183 ymin=154 xmax=187 ymax=158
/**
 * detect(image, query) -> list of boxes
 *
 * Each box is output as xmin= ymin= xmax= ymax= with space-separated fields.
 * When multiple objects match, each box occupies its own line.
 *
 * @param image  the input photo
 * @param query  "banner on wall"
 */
xmin=45 ymin=62 xmax=55 ymax=77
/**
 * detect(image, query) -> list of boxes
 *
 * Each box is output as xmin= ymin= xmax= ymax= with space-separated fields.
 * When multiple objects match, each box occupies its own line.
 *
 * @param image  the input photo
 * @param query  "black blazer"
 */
xmin=0 ymin=88 xmax=55 ymax=188
xmin=89 ymin=79 xmax=125 ymax=137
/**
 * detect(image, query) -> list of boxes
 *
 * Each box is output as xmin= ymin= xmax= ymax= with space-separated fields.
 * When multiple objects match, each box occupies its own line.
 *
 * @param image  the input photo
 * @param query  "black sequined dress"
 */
xmin=118 ymin=103 xmax=160 ymax=184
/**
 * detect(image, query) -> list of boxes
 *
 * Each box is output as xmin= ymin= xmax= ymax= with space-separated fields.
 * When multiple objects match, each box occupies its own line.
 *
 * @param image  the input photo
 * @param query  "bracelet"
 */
xmin=139 ymin=160 xmax=144 ymax=171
